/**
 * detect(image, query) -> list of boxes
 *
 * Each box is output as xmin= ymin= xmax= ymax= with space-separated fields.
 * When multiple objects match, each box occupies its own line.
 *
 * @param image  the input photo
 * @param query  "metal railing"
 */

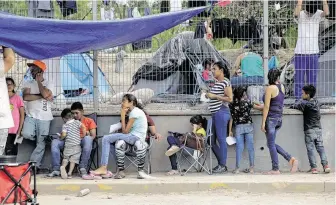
xmin=2 ymin=0 xmax=335 ymax=113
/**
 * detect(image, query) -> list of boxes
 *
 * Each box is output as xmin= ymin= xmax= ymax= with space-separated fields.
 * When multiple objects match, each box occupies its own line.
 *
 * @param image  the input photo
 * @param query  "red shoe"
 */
xmin=309 ymin=168 xmax=319 ymax=174
xmin=323 ymin=165 xmax=331 ymax=173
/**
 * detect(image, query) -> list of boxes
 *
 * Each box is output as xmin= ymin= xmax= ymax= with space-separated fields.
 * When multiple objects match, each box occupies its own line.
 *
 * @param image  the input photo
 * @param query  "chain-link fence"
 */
xmin=2 ymin=0 xmax=335 ymax=113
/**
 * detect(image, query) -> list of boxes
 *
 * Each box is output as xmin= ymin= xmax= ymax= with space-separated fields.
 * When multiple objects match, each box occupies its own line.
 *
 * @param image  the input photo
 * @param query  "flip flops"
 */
xmin=101 ymin=171 xmax=114 ymax=179
xmin=82 ymin=172 xmax=102 ymax=180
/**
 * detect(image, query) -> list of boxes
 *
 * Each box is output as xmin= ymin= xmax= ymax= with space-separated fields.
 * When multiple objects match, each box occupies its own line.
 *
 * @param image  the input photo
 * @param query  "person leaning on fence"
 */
xmin=293 ymin=0 xmax=329 ymax=99
xmin=21 ymin=60 xmax=54 ymax=170
xmin=59 ymin=108 xmax=86 ymax=179
xmin=261 ymin=69 xmax=298 ymax=175
xmin=0 ymin=46 xmax=15 ymax=155
xmin=205 ymin=61 xmax=233 ymax=173
xmin=290 ymin=85 xmax=331 ymax=174
xmin=228 ymin=86 xmax=263 ymax=174
xmin=48 ymin=102 xmax=97 ymax=178
xmin=165 ymin=115 xmax=207 ymax=176
xmin=91 ymin=94 xmax=150 ymax=179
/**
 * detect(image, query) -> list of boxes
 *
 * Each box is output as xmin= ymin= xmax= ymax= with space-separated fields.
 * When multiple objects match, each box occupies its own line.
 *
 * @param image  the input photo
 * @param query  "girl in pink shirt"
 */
xmin=5 ymin=77 xmax=24 ymax=155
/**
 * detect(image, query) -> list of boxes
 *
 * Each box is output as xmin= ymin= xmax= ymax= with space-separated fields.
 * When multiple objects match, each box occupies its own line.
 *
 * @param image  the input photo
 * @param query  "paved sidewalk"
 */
xmin=34 ymin=172 xmax=335 ymax=194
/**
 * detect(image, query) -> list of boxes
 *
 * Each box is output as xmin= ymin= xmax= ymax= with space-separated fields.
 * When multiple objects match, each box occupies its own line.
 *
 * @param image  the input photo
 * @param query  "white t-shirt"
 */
xmin=128 ymin=107 xmax=147 ymax=142
xmin=0 ymin=60 xmax=14 ymax=129
xmin=295 ymin=10 xmax=323 ymax=54
xmin=23 ymin=79 xmax=54 ymax=121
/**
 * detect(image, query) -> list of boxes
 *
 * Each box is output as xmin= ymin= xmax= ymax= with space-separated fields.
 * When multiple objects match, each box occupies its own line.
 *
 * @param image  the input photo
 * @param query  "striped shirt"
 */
xmin=208 ymin=78 xmax=231 ymax=113
xmin=63 ymin=119 xmax=82 ymax=146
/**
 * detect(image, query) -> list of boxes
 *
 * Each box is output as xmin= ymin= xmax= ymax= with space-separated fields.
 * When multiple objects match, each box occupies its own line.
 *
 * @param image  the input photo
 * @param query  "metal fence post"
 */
xmin=92 ymin=0 xmax=99 ymax=112
xmin=263 ymin=0 xmax=269 ymax=85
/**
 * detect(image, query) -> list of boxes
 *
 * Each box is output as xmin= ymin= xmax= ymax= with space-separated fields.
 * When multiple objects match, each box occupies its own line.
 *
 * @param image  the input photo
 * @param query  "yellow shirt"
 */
xmin=196 ymin=128 xmax=206 ymax=137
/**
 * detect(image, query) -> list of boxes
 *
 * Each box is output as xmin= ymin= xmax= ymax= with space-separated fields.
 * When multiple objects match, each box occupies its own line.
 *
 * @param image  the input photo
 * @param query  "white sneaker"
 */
xmin=137 ymin=170 xmax=156 ymax=179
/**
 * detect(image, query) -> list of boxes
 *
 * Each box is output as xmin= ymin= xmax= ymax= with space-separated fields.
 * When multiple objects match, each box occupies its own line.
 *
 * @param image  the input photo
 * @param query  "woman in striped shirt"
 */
xmin=206 ymin=61 xmax=233 ymax=173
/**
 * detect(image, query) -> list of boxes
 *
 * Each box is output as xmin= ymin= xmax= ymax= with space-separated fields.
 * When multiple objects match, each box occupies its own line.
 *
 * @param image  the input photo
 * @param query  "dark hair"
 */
xmin=302 ymin=84 xmax=316 ymax=98
xmin=6 ymin=77 xmax=16 ymax=93
xmin=202 ymin=59 xmax=214 ymax=68
xmin=305 ymin=1 xmax=320 ymax=14
xmin=267 ymin=69 xmax=281 ymax=85
xmin=61 ymin=108 xmax=73 ymax=119
xmin=213 ymin=61 xmax=230 ymax=80
xmin=122 ymin=94 xmax=144 ymax=110
xmin=190 ymin=115 xmax=208 ymax=131
xmin=233 ymin=86 xmax=247 ymax=102
xmin=71 ymin=102 xmax=84 ymax=111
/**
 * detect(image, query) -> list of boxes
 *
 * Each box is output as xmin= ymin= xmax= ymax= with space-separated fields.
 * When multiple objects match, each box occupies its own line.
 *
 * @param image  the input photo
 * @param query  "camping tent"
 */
xmin=129 ymin=31 xmax=230 ymax=103
xmin=23 ymin=53 xmax=113 ymax=104
xmin=281 ymin=23 xmax=335 ymax=99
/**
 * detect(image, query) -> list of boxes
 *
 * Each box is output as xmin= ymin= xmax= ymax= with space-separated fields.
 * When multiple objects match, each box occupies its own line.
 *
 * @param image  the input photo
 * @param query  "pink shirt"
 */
xmin=8 ymin=94 xmax=24 ymax=134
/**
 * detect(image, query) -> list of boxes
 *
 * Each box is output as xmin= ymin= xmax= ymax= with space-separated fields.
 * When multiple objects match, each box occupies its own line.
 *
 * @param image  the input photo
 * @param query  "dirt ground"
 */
xmin=35 ymin=190 xmax=334 ymax=205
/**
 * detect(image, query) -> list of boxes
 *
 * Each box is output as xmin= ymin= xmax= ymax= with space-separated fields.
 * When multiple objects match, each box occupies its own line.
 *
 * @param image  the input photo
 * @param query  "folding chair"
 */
xmin=85 ymin=113 xmax=99 ymax=172
xmin=0 ymin=161 xmax=38 ymax=205
xmin=124 ymin=136 xmax=154 ymax=174
xmin=177 ymin=118 xmax=213 ymax=175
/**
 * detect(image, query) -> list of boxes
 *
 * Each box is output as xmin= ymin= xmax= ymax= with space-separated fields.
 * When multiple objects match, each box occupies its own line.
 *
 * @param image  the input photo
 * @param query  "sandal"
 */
xmin=114 ymin=171 xmax=126 ymax=179
xmin=82 ymin=173 xmax=102 ymax=180
xmin=166 ymin=170 xmax=179 ymax=176
xmin=243 ymin=168 xmax=254 ymax=174
xmin=102 ymin=171 xmax=114 ymax=179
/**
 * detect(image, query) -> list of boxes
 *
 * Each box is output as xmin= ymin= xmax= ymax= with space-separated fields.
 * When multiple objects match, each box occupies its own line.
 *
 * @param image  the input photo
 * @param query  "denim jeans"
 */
xmin=166 ymin=135 xmax=194 ymax=170
xmin=231 ymin=76 xmax=264 ymax=88
xmin=21 ymin=116 xmax=51 ymax=168
xmin=304 ymin=128 xmax=328 ymax=168
xmin=211 ymin=106 xmax=230 ymax=166
xmin=100 ymin=133 xmax=140 ymax=166
xmin=234 ymin=123 xmax=254 ymax=169
xmin=51 ymin=135 xmax=93 ymax=171
xmin=265 ymin=117 xmax=292 ymax=171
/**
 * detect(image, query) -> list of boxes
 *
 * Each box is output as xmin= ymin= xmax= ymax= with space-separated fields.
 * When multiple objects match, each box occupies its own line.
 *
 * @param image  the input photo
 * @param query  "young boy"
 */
xmin=290 ymin=85 xmax=331 ymax=174
xmin=60 ymin=108 xmax=86 ymax=179
xmin=293 ymin=0 xmax=329 ymax=99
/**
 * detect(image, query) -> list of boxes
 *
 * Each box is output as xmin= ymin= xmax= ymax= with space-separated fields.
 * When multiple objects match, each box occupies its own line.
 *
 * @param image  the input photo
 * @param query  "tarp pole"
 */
xmin=93 ymin=0 xmax=99 ymax=112
xmin=263 ymin=0 xmax=269 ymax=85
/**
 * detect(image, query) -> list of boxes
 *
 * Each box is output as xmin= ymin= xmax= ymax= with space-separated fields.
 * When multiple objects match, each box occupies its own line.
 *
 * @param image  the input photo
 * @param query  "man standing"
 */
xmin=21 ymin=60 xmax=54 ymax=168
xmin=0 ymin=46 xmax=15 ymax=155
xmin=49 ymin=102 xmax=97 ymax=178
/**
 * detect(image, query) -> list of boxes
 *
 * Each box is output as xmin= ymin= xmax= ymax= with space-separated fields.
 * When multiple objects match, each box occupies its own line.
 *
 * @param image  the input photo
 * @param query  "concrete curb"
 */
xmin=35 ymin=181 xmax=335 ymax=195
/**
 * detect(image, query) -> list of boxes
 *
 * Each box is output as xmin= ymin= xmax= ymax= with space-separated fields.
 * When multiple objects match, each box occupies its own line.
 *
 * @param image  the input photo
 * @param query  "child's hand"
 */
xmin=229 ymin=131 xmax=233 ymax=137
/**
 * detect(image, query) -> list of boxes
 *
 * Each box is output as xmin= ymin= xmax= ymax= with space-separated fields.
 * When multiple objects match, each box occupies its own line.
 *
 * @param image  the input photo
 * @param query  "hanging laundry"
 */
xmin=27 ymin=0 xmax=54 ymax=18
xmin=217 ymin=0 xmax=231 ymax=7
xmin=160 ymin=0 xmax=170 ymax=13
xmin=57 ymin=0 xmax=77 ymax=18
xmin=194 ymin=22 xmax=206 ymax=39
xmin=188 ymin=0 xmax=208 ymax=17
xmin=101 ymin=3 xmax=114 ymax=21
xmin=129 ymin=7 xmax=153 ymax=51
xmin=170 ymin=0 xmax=182 ymax=12
xmin=115 ymin=0 xmax=128 ymax=6
xmin=132 ymin=7 xmax=141 ymax=18
xmin=212 ymin=18 xmax=231 ymax=39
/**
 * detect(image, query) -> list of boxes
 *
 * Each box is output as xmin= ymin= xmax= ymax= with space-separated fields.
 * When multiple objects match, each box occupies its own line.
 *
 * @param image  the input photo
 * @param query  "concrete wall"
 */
xmin=17 ymin=111 xmax=335 ymax=173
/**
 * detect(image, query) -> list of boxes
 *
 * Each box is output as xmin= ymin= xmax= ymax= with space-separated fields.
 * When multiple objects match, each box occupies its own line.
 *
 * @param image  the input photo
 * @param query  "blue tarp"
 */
xmin=0 ymin=7 xmax=207 ymax=59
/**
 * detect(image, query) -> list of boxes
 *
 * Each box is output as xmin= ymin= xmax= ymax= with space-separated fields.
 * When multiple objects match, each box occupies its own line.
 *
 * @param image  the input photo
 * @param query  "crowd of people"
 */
xmin=0 ymin=0 xmax=332 ymax=179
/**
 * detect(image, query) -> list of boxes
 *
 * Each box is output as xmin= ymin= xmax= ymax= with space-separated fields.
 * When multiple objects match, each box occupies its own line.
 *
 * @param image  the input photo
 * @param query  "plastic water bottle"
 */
xmin=77 ymin=189 xmax=90 ymax=197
